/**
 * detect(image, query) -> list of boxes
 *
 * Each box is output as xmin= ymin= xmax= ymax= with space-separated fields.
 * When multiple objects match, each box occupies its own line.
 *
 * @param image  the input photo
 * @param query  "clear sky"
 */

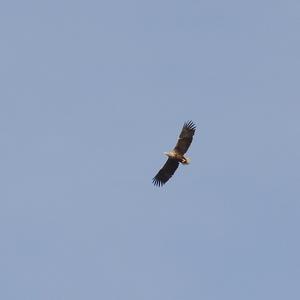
xmin=1 ymin=1 xmax=300 ymax=299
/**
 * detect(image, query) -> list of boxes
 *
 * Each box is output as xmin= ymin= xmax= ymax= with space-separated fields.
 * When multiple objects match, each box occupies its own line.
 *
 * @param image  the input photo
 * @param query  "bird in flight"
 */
xmin=152 ymin=120 xmax=196 ymax=186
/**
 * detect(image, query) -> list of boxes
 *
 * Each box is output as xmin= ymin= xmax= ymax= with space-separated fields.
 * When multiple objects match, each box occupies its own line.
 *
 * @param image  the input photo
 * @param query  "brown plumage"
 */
xmin=152 ymin=121 xmax=196 ymax=186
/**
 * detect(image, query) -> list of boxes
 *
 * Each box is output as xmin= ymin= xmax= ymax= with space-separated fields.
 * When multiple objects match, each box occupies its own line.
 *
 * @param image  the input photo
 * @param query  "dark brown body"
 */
xmin=153 ymin=121 xmax=196 ymax=186
xmin=165 ymin=150 xmax=190 ymax=164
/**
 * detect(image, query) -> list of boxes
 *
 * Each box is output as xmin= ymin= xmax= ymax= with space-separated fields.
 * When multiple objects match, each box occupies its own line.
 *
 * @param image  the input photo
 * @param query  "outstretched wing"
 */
xmin=152 ymin=158 xmax=179 ymax=186
xmin=174 ymin=120 xmax=196 ymax=155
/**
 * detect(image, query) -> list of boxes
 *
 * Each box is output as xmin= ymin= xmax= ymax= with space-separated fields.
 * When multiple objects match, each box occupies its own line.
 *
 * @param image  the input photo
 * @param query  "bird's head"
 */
xmin=164 ymin=151 xmax=170 ymax=157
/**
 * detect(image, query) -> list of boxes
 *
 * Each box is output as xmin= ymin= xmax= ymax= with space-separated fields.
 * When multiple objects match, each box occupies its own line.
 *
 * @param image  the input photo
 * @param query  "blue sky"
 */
xmin=1 ymin=1 xmax=300 ymax=299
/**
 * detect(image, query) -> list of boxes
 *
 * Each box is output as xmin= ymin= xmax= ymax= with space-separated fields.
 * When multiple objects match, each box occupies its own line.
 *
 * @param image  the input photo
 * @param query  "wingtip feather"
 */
xmin=184 ymin=120 xmax=196 ymax=131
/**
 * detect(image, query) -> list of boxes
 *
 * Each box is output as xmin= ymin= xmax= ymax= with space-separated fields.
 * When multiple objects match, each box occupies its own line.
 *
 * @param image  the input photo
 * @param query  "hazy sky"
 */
xmin=1 ymin=1 xmax=300 ymax=299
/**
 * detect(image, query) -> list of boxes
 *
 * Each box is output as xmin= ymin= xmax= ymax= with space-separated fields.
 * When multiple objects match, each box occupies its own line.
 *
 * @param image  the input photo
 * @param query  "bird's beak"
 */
xmin=163 ymin=152 xmax=169 ymax=156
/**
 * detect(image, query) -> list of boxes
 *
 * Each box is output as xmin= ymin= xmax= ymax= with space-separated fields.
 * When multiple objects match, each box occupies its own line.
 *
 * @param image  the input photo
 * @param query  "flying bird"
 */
xmin=152 ymin=120 xmax=196 ymax=186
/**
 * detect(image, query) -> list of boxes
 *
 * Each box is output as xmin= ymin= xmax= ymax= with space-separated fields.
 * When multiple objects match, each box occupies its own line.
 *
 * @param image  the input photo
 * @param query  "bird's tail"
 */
xmin=182 ymin=157 xmax=191 ymax=164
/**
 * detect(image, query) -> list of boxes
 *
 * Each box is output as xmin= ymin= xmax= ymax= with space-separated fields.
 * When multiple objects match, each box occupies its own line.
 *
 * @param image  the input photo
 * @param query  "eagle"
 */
xmin=152 ymin=120 xmax=196 ymax=186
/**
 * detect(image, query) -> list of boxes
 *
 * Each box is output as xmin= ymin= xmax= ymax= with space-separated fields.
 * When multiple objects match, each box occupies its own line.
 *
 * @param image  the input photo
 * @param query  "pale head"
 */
xmin=164 ymin=151 xmax=176 ymax=159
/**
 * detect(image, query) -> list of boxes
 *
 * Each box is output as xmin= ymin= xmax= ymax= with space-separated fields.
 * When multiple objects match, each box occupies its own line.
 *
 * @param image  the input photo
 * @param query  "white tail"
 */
xmin=183 ymin=157 xmax=191 ymax=164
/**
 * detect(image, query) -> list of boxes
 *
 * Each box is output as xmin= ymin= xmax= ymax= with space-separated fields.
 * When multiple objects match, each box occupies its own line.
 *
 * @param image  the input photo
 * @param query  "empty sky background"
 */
xmin=1 ymin=1 xmax=300 ymax=299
